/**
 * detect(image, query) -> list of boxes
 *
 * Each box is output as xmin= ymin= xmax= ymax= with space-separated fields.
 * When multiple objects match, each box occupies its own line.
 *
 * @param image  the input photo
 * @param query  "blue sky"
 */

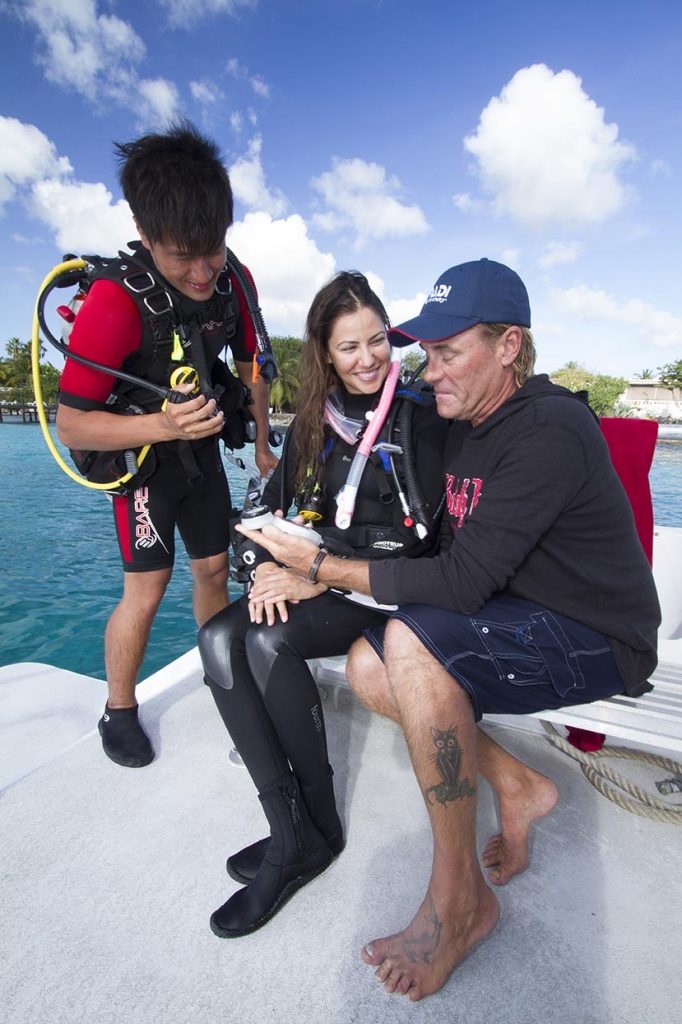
xmin=1 ymin=0 xmax=681 ymax=379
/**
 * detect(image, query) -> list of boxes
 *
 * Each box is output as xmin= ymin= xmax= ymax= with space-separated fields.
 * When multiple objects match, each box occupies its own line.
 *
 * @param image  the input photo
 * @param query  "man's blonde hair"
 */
xmin=478 ymin=322 xmax=536 ymax=388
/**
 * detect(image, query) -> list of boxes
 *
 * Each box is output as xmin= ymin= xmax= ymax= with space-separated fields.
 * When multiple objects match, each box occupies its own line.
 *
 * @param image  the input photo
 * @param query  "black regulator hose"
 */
xmin=396 ymin=397 xmax=431 ymax=538
xmin=225 ymin=246 xmax=278 ymax=384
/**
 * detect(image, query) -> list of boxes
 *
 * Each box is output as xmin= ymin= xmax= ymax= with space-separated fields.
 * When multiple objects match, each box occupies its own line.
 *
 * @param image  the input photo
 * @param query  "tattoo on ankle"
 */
xmin=403 ymin=893 xmax=442 ymax=964
xmin=424 ymin=725 xmax=476 ymax=806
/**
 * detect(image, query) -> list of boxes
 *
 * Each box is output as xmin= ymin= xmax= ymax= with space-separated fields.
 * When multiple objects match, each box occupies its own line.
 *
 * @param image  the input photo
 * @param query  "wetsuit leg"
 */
xmin=245 ymin=592 xmax=387 ymax=785
xmin=198 ymin=599 xmax=289 ymax=791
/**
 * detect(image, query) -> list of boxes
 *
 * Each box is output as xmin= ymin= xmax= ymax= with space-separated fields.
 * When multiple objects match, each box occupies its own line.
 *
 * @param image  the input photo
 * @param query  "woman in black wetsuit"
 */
xmin=199 ymin=272 xmax=448 ymax=938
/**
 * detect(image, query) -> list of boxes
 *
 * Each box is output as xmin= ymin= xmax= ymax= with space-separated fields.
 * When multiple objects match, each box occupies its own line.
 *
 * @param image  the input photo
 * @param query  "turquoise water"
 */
xmin=0 ymin=424 xmax=252 ymax=680
xmin=1 ymin=425 xmax=681 ymax=680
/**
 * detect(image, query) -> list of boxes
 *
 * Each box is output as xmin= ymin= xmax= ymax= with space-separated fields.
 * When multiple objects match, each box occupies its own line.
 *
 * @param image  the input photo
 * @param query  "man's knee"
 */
xmin=191 ymin=552 xmax=229 ymax=589
xmin=347 ymin=637 xmax=390 ymax=710
xmin=120 ymin=570 xmax=170 ymax=621
xmin=346 ymin=637 xmax=376 ymax=691
xmin=383 ymin=618 xmax=471 ymax=704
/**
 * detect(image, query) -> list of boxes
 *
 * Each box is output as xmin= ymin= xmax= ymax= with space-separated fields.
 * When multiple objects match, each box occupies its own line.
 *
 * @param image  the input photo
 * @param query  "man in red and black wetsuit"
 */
xmin=56 ymin=122 xmax=278 ymax=768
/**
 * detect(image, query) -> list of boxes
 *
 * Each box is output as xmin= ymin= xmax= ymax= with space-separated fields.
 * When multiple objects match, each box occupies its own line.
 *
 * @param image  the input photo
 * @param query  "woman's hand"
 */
xmin=248 ymin=563 xmax=326 ymax=625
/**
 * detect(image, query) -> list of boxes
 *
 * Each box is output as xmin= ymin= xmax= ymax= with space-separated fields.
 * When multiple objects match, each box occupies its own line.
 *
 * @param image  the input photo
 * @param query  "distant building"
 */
xmin=619 ymin=380 xmax=682 ymax=421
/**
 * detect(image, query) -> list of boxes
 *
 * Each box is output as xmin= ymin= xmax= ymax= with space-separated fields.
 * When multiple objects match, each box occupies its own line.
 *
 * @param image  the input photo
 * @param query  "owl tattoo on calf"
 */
xmin=424 ymin=725 xmax=476 ymax=806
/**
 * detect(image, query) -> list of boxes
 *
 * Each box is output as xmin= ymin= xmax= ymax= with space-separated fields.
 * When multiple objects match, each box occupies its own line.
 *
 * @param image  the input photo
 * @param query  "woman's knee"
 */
xmin=244 ymin=621 xmax=290 ymax=693
xmin=198 ymin=600 xmax=249 ymax=689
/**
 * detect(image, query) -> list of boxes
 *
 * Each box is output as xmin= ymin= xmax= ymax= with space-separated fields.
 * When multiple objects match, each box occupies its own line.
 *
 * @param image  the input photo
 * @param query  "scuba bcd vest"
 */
xmin=45 ymin=243 xmax=260 ymax=493
xmin=289 ymin=380 xmax=443 ymax=560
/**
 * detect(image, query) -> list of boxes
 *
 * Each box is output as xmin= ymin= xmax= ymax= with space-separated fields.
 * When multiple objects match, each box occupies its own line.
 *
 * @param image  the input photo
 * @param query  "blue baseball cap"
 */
xmin=389 ymin=258 xmax=531 ymax=346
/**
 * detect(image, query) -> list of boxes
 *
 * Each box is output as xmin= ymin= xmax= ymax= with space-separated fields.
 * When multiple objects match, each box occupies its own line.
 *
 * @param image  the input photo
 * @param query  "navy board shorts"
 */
xmin=111 ymin=440 xmax=231 ymax=573
xmin=364 ymin=595 xmax=625 ymax=722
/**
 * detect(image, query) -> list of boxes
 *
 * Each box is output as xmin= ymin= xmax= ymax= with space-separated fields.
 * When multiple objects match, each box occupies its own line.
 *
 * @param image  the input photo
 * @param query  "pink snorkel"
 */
xmin=334 ymin=360 xmax=401 ymax=530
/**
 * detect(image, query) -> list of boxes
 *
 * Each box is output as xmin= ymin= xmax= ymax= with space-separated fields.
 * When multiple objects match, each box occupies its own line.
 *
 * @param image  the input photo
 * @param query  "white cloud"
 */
xmin=538 ymin=241 xmax=582 ymax=269
xmin=226 ymin=56 xmax=271 ymax=98
xmin=310 ymin=157 xmax=430 ymax=248
xmin=0 ymin=117 xmax=133 ymax=251
xmin=190 ymin=79 xmax=223 ymax=106
xmin=650 ymin=159 xmax=672 ymax=178
xmin=553 ymin=283 xmax=682 ymax=348
xmin=386 ymin=292 xmax=428 ymax=331
xmin=17 ymin=0 xmax=179 ymax=124
xmin=230 ymin=135 xmax=288 ymax=217
xmin=250 ymin=76 xmax=269 ymax=98
xmin=501 ymin=248 xmax=522 ymax=270
xmin=230 ymin=112 xmax=244 ymax=133
xmin=464 ymin=64 xmax=636 ymax=227
xmin=228 ymin=211 xmax=335 ymax=335
xmin=452 ymin=192 xmax=485 ymax=213
xmin=137 ymin=79 xmax=181 ymax=125
xmin=29 ymin=179 xmax=135 ymax=253
xmin=0 ymin=116 xmax=72 ymax=211
xmin=160 ymin=0 xmax=257 ymax=29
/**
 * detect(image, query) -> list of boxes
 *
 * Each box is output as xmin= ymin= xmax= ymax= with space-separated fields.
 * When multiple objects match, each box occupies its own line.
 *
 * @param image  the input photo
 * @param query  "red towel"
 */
xmin=600 ymin=417 xmax=658 ymax=565
xmin=565 ymin=418 xmax=658 ymax=753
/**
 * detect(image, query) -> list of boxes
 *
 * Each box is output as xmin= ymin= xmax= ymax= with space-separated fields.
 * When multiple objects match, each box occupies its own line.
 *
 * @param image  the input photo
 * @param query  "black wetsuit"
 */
xmin=199 ymin=387 xmax=448 ymax=792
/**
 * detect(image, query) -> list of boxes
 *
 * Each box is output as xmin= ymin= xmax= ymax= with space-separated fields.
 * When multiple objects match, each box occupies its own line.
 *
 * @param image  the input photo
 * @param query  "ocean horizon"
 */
xmin=1 ymin=423 xmax=681 ymax=682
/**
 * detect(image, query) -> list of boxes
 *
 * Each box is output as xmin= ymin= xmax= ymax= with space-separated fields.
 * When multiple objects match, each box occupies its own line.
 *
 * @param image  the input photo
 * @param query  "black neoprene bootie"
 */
xmin=225 ymin=836 xmax=270 ymax=885
xmin=225 ymin=768 xmax=344 ymax=884
xmin=211 ymin=774 xmax=333 ymax=938
xmin=302 ymin=770 xmax=345 ymax=857
xmin=98 ymin=704 xmax=154 ymax=767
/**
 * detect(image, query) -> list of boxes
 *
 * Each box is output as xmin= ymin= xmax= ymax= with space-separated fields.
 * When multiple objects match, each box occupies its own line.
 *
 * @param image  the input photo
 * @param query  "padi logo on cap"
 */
xmin=425 ymin=284 xmax=451 ymax=305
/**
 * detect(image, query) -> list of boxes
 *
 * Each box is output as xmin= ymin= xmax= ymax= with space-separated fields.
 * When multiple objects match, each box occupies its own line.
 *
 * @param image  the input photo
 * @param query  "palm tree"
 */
xmin=635 ymin=369 xmax=654 ymax=379
xmin=269 ymin=337 xmax=303 ymax=412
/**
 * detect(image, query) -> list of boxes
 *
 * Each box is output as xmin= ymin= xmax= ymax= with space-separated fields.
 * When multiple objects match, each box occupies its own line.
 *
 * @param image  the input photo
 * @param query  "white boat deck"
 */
xmin=1 ymin=652 xmax=681 ymax=1024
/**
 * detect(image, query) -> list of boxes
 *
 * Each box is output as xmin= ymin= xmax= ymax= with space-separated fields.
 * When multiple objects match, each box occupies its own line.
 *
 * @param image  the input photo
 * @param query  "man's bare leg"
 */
xmin=477 ymin=729 xmax=558 ymax=885
xmin=349 ymin=638 xmax=558 ymax=887
xmin=190 ymin=552 xmax=229 ymax=627
xmin=105 ymin=568 xmax=171 ymax=707
xmin=346 ymin=637 xmax=398 ymax=721
xmin=359 ymin=622 xmax=499 ymax=1001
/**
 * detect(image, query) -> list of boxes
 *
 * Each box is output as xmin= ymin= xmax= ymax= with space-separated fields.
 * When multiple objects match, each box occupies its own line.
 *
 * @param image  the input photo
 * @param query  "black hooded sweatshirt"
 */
xmin=369 ymin=375 xmax=660 ymax=697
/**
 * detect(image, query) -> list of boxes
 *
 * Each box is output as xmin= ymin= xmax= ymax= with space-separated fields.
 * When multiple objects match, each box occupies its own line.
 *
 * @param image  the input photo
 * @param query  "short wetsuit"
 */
xmin=59 ymin=255 xmax=258 ymax=571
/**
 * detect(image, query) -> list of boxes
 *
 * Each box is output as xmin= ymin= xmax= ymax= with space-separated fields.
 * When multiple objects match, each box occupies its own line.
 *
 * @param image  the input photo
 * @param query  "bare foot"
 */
xmin=360 ymin=886 xmax=499 ymax=1001
xmin=482 ymin=769 xmax=559 ymax=885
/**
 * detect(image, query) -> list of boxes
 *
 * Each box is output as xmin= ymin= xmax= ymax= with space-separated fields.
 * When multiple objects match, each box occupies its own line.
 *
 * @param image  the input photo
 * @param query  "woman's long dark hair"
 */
xmin=293 ymin=272 xmax=390 ymax=492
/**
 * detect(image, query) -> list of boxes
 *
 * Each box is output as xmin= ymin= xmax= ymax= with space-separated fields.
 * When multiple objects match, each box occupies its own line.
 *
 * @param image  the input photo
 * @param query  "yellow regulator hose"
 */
xmin=31 ymin=258 xmax=152 ymax=491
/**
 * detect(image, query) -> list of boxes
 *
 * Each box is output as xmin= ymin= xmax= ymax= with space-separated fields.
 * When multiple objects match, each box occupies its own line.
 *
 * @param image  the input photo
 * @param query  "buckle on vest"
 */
xmin=122 ymin=269 xmax=174 ymax=315
xmin=214 ymin=270 xmax=233 ymax=297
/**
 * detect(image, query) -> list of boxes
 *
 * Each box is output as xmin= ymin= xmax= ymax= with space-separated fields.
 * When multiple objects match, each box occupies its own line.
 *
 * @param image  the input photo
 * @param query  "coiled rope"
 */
xmin=542 ymin=722 xmax=682 ymax=824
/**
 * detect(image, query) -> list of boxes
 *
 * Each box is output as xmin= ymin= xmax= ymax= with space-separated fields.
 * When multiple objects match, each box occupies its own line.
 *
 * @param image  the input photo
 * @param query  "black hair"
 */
xmin=114 ymin=119 xmax=233 ymax=255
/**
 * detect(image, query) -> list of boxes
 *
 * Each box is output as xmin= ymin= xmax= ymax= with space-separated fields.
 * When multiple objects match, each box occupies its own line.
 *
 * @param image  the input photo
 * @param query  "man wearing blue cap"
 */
xmin=238 ymin=258 xmax=660 ymax=1000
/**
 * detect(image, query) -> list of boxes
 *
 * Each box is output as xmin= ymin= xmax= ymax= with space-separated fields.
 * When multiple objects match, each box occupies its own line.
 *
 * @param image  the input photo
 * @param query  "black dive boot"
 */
xmin=211 ymin=774 xmax=333 ymax=938
xmin=225 ymin=768 xmax=344 ymax=883
xmin=301 ymin=770 xmax=345 ymax=857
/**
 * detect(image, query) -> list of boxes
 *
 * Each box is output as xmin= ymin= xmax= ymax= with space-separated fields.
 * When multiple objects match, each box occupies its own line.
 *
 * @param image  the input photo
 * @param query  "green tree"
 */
xmin=0 ymin=337 xmax=59 ymax=405
xmin=635 ymin=368 xmax=654 ymax=379
xmin=269 ymin=335 xmax=303 ymax=412
xmin=549 ymin=362 xmax=628 ymax=417
xmin=400 ymin=349 xmax=427 ymax=379
xmin=657 ymin=359 xmax=682 ymax=389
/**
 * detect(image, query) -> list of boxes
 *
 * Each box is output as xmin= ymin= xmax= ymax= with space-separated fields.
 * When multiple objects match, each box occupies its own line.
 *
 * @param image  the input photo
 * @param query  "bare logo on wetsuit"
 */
xmin=445 ymin=474 xmax=483 ymax=528
xmin=133 ymin=487 xmax=169 ymax=552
